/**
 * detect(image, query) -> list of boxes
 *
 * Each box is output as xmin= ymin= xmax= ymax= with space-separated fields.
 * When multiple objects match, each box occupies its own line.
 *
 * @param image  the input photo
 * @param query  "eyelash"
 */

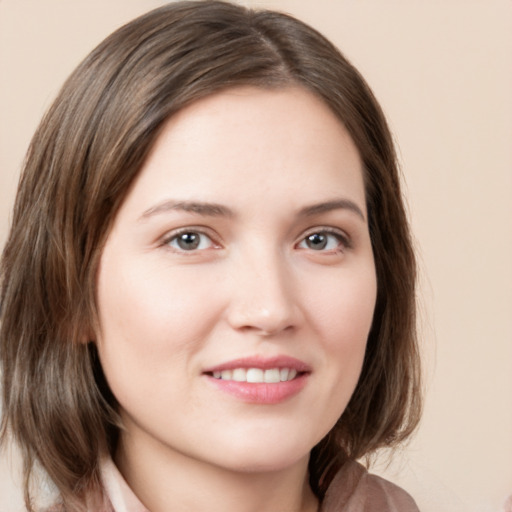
xmin=161 ymin=227 xmax=351 ymax=254
xmin=296 ymin=228 xmax=351 ymax=253
xmin=161 ymin=227 xmax=219 ymax=253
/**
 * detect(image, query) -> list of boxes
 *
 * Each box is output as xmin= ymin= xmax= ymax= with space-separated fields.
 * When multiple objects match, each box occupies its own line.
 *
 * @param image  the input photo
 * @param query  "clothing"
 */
xmin=98 ymin=458 xmax=420 ymax=512
xmin=320 ymin=459 xmax=420 ymax=511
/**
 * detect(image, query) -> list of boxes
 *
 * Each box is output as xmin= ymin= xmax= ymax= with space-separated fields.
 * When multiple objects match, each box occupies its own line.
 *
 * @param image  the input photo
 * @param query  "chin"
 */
xmin=206 ymin=433 xmax=314 ymax=474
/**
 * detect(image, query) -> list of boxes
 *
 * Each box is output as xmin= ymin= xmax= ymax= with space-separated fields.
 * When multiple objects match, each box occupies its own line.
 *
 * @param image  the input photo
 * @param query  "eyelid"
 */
xmin=160 ymin=226 xmax=222 ymax=252
xmin=296 ymin=226 xmax=352 ymax=251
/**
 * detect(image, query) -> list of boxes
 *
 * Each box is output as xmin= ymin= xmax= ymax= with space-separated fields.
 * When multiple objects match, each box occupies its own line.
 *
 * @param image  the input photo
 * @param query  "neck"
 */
xmin=114 ymin=432 xmax=319 ymax=512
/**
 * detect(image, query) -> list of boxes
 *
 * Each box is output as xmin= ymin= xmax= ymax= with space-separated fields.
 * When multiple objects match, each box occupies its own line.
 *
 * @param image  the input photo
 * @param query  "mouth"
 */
xmin=207 ymin=367 xmax=299 ymax=383
xmin=202 ymin=356 xmax=310 ymax=404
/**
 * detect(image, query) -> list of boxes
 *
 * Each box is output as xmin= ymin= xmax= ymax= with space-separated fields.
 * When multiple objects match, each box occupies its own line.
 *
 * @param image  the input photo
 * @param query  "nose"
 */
xmin=225 ymin=249 xmax=301 ymax=336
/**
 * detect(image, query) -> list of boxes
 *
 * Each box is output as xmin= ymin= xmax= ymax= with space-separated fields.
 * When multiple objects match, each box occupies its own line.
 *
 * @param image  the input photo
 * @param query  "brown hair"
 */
xmin=0 ymin=1 xmax=420 ymax=510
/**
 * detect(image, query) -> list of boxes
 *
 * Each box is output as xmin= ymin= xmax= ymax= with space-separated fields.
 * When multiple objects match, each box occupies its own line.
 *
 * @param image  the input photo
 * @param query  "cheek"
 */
xmin=305 ymin=265 xmax=376 ymax=394
xmin=308 ymin=265 xmax=377 ymax=345
xmin=94 ymin=265 xmax=203 ymax=410
xmin=94 ymin=257 xmax=223 ymax=412
xmin=96 ymin=256 xmax=218 ymax=355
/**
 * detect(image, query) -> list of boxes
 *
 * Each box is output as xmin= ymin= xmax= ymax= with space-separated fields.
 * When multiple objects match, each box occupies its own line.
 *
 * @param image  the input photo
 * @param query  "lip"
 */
xmin=202 ymin=355 xmax=312 ymax=374
xmin=203 ymin=356 xmax=311 ymax=404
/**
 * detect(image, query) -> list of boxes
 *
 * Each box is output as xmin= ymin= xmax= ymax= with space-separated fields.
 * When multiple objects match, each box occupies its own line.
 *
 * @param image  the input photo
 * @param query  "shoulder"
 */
xmin=42 ymin=495 xmax=113 ymax=512
xmin=321 ymin=460 xmax=420 ymax=512
xmin=43 ymin=504 xmax=113 ymax=512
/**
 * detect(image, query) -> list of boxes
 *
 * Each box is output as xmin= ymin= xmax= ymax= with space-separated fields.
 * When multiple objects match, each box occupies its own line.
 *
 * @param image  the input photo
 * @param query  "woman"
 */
xmin=0 ymin=2 xmax=421 ymax=511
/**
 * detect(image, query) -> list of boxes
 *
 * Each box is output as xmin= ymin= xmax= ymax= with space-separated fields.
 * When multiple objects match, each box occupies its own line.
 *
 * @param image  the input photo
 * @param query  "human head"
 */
xmin=0 ymin=1 xmax=420 ymax=509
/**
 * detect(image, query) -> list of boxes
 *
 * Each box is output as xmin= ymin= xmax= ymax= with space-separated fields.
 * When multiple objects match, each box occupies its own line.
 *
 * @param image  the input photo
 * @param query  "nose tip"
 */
xmin=228 ymin=303 xmax=297 ymax=336
xmin=230 ymin=304 xmax=295 ymax=336
xmin=226 ymin=258 xmax=300 ymax=336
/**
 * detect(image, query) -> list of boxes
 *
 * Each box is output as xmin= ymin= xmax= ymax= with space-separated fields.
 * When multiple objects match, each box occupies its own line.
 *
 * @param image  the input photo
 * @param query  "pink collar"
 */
xmin=100 ymin=458 xmax=149 ymax=512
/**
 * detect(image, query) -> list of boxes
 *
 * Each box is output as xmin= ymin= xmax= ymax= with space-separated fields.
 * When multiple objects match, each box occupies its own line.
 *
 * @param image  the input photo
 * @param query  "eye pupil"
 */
xmin=177 ymin=232 xmax=200 ymax=250
xmin=306 ymin=233 xmax=327 ymax=250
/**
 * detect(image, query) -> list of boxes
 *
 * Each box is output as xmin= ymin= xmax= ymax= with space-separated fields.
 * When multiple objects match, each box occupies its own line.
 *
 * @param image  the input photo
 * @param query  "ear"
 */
xmin=75 ymin=318 xmax=96 ymax=345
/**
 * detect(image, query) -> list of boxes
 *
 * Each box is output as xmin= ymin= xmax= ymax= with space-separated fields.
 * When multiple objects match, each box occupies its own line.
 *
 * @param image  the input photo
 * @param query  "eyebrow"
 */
xmin=139 ymin=200 xmax=234 ymax=221
xmin=298 ymin=199 xmax=366 ymax=221
xmin=139 ymin=198 xmax=365 ymax=222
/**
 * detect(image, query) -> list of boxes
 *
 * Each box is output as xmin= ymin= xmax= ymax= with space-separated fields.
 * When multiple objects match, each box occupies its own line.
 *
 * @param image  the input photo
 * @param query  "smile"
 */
xmin=203 ymin=356 xmax=310 ymax=404
xmin=211 ymin=368 xmax=298 ymax=383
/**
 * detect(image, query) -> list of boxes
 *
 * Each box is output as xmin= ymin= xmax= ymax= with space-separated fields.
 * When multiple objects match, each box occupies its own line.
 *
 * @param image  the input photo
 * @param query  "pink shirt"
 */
xmin=97 ymin=458 xmax=420 ymax=512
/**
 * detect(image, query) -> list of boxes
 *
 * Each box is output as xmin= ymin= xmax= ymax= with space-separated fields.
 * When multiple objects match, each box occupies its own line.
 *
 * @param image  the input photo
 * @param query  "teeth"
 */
xmin=246 ymin=368 xmax=263 ymax=383
xmin=264 ymin=368 xmax=280 ymax=383
xmin=211 ymin=367 xmax=299 ymax=383
xmin=232 ymin=369 xmax=246 ymax=382
xmin=220 ymin=370 xmax=232 ymax=380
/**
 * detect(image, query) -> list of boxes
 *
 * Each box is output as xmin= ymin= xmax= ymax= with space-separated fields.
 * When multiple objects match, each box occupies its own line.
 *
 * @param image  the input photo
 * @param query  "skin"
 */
xmin=95 ymin=86 xmax=377 ymax=512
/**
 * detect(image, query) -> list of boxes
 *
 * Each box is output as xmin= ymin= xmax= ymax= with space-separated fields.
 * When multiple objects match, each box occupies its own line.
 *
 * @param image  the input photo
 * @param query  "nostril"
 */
xmin=227 ymin=302 xmax=299 ymax=336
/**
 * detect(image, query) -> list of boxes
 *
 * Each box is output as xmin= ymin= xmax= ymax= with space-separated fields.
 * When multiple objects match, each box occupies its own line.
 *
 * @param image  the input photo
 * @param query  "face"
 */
xmin=95 ymin=86 xmax=377 ymax=474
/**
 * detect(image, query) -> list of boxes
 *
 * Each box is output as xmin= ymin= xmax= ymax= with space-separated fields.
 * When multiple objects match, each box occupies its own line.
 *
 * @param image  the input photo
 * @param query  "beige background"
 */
xmin=1 ymin=1 xmax=511 ymax=511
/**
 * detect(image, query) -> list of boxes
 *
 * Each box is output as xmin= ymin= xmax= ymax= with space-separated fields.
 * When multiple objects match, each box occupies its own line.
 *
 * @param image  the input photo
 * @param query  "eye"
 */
xmin=297 ymin=230 xmax=349 ymax=252
xmin=165 ymin=230 xmax=216 ymax=252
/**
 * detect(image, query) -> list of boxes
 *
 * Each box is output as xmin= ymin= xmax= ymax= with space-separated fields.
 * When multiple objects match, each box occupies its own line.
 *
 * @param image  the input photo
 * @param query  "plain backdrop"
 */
xmin=1 ymin=1 xmax=511 ymax=511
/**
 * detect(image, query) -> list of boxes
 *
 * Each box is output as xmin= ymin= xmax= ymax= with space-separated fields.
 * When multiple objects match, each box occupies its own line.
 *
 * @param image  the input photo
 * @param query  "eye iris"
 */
xmin=177 ymin=232 xmax=200 ymax=250
xmin=306 ymin=233 xmax=327 ymax=250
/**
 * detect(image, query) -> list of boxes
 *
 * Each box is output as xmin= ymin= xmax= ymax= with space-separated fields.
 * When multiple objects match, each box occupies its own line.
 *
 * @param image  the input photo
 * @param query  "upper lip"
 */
xmin=203 ymin=355 xmax=312 ymax=374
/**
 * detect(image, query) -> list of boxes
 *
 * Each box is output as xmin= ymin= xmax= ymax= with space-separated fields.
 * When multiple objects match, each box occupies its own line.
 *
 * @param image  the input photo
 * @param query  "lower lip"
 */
xmin=206 ymin=374 xmax=308 ymax=404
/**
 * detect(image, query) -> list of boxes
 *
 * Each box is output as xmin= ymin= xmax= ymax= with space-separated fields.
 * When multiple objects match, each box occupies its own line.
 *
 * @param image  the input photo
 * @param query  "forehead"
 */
xmin=119 ymin=85 xmax=365 ymax=219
